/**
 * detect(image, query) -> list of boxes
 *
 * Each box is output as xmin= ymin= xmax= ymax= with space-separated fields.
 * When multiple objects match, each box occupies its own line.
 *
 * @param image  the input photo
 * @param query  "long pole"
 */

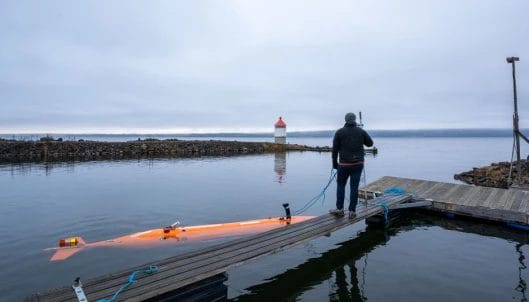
xmin=513 ymin=59 xmax=521 ymax=184
xmin=507 ymin=56 xmax=521 ymax=185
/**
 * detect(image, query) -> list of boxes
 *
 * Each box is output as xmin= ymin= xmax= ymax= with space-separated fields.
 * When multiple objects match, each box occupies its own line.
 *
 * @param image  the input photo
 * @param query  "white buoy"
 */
xmin=274 ymin=117 xmax=287 ymax=144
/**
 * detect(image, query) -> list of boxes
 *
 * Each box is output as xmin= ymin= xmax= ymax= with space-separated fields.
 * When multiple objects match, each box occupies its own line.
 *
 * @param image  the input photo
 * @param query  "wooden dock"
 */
xmin=28 ymin=193 xmax=412 ymax=302
xmin=361 ymin=176 xmax=529 ymax=226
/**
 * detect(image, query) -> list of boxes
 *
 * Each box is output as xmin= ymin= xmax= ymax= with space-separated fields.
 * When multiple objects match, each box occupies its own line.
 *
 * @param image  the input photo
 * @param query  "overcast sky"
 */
xmin=1 ymin=1 xmax=529 ymax=133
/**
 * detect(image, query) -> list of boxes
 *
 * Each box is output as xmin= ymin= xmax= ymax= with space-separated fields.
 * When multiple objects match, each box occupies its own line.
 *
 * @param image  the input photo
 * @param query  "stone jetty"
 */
xmin=0 ymin=139 xmax=332 ymax=163
xmin=454 ymin=160 xmax=529 ymax=189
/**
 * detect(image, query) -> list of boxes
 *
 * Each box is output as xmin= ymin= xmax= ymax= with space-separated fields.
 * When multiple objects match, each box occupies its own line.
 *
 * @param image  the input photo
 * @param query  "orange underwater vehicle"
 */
xmin=46 ymin=205 xmax=314 ymax=261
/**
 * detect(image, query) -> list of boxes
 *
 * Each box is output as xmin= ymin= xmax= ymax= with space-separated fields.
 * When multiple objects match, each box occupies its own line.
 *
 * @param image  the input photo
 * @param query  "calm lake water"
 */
xmin=1 ymin=136 xmax=529 ymax=301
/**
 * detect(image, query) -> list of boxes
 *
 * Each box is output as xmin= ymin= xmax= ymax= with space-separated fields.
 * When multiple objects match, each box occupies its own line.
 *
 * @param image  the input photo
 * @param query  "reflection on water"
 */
xmin=1 ymin=151 xmax=295 ymax=185
xmin=274 ymin=152 xmax=287 ymax=184
xmin=231 ymin=224 xmax=394 ymax=302
xmin=517 ymin=243 xmax=528 ymax=302
xmin=0 ymin=158 xmax=197 ymax=176
xmin=2 ymin=161 xmax=77 ymax=177
xmin=231 ymin=213 xmax=529 ymax=302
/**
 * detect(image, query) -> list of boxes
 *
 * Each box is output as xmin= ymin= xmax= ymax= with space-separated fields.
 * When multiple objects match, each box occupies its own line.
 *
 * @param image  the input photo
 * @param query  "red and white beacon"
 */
xmin=274 ymin=117 xmax=287 ymax=144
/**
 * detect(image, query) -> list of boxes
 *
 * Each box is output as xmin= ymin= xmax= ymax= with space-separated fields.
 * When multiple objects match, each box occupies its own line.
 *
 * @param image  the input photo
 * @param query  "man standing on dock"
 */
xmin=330 ymin=112 xmax=374 ymax=219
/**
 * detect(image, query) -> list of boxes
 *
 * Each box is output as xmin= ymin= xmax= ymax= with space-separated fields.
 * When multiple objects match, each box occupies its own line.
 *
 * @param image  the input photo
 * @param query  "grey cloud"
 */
xmin=1 ymin=0 xmax=528 ymax=132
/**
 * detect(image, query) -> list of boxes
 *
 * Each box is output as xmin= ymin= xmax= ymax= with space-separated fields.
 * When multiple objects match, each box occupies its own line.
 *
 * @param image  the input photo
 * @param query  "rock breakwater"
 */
xmin=454 ymin=161 xmax=529 ymax=189
xmin=0 ymin=140 xmax=332 ymax=163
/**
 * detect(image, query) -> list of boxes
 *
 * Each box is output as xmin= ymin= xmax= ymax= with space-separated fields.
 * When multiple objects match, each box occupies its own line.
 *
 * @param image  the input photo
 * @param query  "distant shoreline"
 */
xmin=0 ymin=128 xmax=521 ymax=141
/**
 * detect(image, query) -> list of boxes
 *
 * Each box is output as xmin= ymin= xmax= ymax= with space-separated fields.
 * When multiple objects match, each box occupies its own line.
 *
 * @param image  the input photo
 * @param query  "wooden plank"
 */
xmin=449 ymin=204 xmax=526 ymax=224
xmin=398 ymin=178 xmax=424 ymax=193
xmin=492 ymin=189 xmax=518 ymax=210
xmin=491 ymin=189 xmax=512 ymax=209
xmin=360 ymin=177 xmax=429 ymax=198
xmin=367 ymin=177 xmax=529 ymax=218
xmin=398 ymin=178 xmax=529 ymax=222
xmin=392 ymin=200 xmax=432 ymax=209
xmin=517 ymin=191 xmax=529 ymax=213
xmin=456 ymin=186 xmax=482 ymax=206
xmin=502 ymin=188 xmax=519 ymax=210
xmin=510 ymin=191 xmax=529 ymax=212
xmin=380 ymin=177 xmax=407 ymax=191
xmin=445 ymin=185 xmax=473 ymax=205
xmin=481 ymin=188 xmax=509 ymax=209
xmin=465 ymin=186 xmax=484 ymax=207
xmin=509 ymin=193 xmax=523 ymax=212
xmin=463 ymin=186 xmax=483 ymax=206
xmin=427 ymin=183 xmax=456 ymax=201
xmin=362 ymin=176 xmax=431 ymax=196
xmin=520 ymin=192 xmax=529 ymax=213
xmin=362 ymin=176 xmax=408 ymax=193
xmin=409 ymin=180 xmax=435 ymax=197
xmin=468 ymin=187 xmax=495 ymax=207
xmin=383 ymin=177 xmax=405 ymax=188
xmin=412 ymin=180 xmax=436 ymax=197
xmin=418 ymin=183 xmax=445 ymax=201
xmin=437 ymin=183 xmax=463 ymax=202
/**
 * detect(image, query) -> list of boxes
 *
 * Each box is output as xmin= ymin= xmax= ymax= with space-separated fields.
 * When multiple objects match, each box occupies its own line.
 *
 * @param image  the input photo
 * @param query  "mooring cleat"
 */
xmin=329 ymin=209 xmax=345 ymax=216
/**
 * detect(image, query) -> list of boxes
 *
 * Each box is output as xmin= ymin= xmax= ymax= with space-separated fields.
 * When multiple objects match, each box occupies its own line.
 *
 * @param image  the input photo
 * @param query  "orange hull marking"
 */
xmin=48 ymin=216 xmax=315 ymax=261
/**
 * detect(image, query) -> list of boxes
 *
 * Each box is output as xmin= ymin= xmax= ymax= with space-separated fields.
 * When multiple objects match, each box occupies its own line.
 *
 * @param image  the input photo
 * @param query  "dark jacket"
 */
xmin=332 ymin=122 xmax=373 ymax=167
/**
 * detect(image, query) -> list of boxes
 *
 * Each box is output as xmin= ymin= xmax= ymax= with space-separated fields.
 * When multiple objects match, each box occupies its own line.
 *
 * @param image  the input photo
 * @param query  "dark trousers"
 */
xmin=336 ymin=164 xmax=364 ymax=211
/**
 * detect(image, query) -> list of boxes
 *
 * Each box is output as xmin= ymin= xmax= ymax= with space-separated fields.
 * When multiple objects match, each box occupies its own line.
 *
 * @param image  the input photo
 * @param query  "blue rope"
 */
xmin=363 ymin=196 xmax=389 ymax=221
xmin=97 ymin=265 xmax=158 ymax=302
xmin=294 ymin=168 xmax=337 ymax=215
xmin=383 ymin=187 xmax=406 ymax=196
xmin=291 ymin=170 xmax=406 ymax=220
xmin=364 ymin=187 xmax=407 ymax=221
